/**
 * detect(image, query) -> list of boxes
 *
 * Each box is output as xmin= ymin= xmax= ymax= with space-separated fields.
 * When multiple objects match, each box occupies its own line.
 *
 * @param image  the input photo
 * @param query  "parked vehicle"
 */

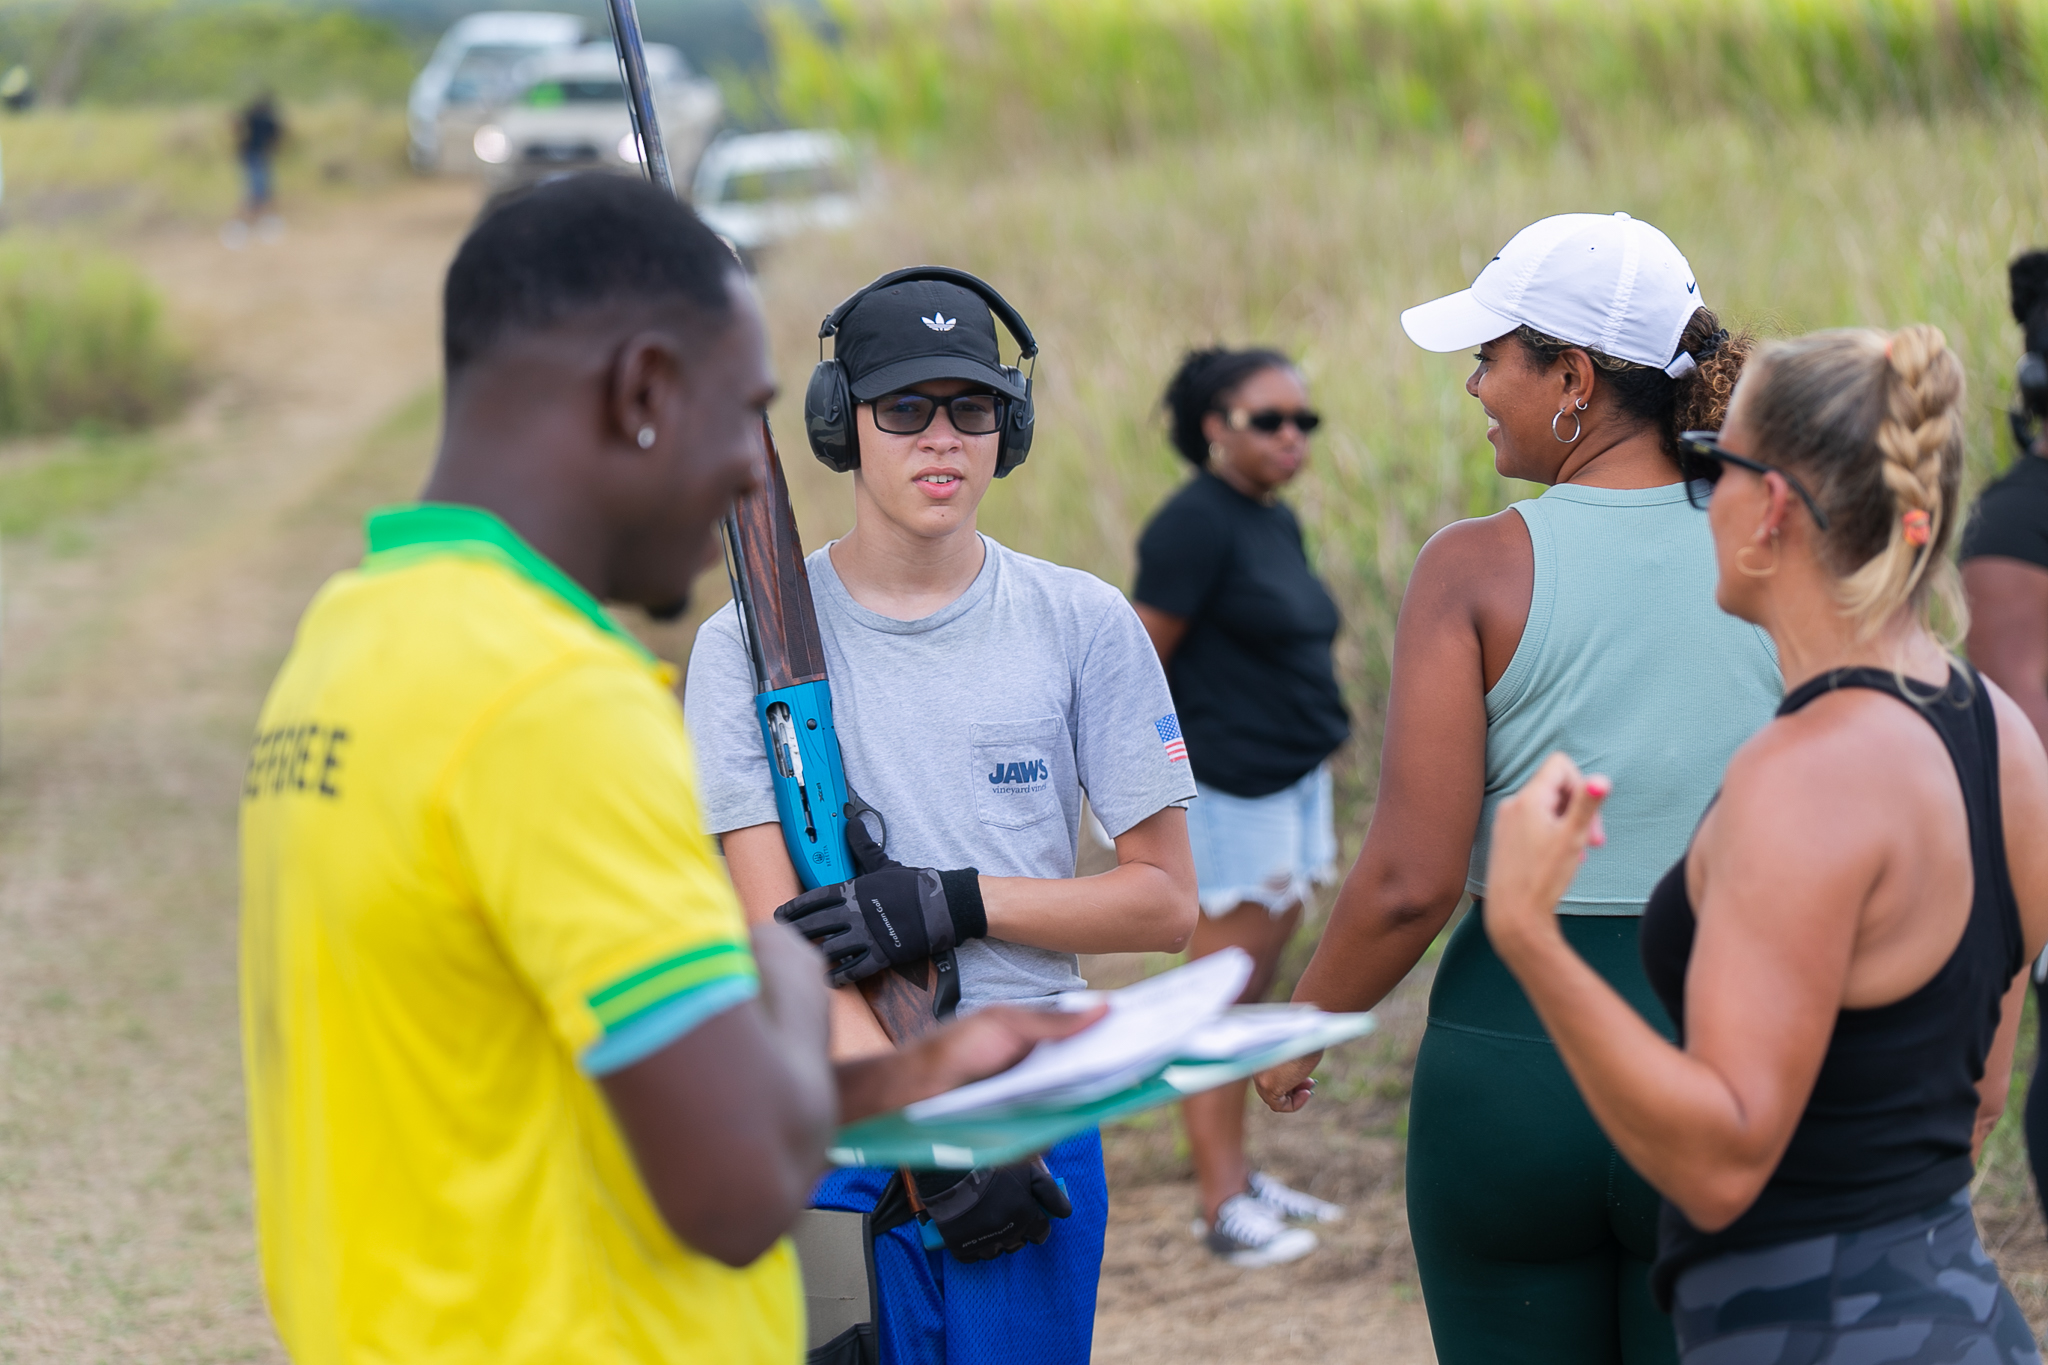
xmin=691 ymin=130 xmax=868 ymax=257
xmin=408 ymin=11 xmax=582 ymax=175
xmin=471 ymin=42 xmax=722 ymax=192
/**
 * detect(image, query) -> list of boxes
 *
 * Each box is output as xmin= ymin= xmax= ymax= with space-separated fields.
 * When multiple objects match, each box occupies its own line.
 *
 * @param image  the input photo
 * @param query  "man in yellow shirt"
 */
xmin=239 ymin=172 xmax=1089 ymax=1363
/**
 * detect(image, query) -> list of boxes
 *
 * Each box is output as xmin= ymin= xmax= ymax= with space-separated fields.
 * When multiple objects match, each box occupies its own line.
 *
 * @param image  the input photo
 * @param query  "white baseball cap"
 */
xmin=1401 ymin=212 xmax=1708 ymax=378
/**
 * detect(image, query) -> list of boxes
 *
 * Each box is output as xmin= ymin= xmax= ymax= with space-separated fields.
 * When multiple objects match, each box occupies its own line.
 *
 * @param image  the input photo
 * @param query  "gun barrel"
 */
xmin=604 ymin=0 xmax=674 ymax=195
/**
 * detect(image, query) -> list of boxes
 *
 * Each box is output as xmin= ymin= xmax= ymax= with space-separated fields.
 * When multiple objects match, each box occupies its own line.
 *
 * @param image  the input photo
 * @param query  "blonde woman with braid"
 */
xmin=1482 ymin=325 xmax=2048 ymax=1363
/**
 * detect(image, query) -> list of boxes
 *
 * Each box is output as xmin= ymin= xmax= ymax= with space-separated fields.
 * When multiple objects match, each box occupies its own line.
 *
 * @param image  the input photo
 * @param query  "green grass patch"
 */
xmin=0 ymin=0 xmax=419 ymax=106
xmin=771 ymin=0 xmax=2048 ymax=158
xmin=0 ymin=432 xmax=172 ymax=537
xmin=0 ymin=237 xmax=187 ymax=435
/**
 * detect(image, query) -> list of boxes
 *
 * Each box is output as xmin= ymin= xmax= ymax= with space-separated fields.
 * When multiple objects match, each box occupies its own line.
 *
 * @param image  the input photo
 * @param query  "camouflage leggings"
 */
xmin=1670 ymin=1189 xmax=2041 ymax=1364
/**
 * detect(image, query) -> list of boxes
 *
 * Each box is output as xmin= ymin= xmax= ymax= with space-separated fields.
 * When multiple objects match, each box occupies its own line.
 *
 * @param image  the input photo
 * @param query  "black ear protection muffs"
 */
xmin=804 ymin=266 xmax=1038 ymax=478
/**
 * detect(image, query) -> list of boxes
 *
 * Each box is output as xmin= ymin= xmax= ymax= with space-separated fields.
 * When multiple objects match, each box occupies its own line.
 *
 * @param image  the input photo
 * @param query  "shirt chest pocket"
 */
xmin=971 ymin=717 xmax=1067 ymax=831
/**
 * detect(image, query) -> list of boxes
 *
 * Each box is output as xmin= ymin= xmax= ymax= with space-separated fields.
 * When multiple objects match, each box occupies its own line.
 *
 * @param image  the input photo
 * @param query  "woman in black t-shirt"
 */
xmin=1132 ymin=347 xmax=1351 ymax=1267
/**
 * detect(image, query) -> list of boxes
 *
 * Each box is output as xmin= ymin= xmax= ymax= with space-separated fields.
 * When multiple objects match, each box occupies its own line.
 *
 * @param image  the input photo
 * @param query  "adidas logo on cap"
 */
xmin=921 ymin=312 xmax=957 ymax=332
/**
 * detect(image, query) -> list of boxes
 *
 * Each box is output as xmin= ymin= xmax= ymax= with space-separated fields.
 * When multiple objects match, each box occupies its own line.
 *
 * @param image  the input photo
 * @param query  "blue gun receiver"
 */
xmin=755 ymin=679 xmax=855 ymax=891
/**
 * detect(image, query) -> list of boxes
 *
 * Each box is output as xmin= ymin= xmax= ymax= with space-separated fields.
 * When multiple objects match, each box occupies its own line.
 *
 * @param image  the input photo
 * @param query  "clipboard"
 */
xmin=829 ymin=1011 xmax=1375 ymax=1170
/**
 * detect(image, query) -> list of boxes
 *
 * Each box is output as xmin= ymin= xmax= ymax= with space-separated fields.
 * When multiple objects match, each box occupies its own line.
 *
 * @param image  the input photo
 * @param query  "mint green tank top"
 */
xmin=1465 ymin=483 xmax=1782 ymax=915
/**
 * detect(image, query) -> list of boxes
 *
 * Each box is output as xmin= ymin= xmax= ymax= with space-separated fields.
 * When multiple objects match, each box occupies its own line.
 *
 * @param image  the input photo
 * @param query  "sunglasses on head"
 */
xmin=1679 ymin=431 xmax=1831 ymax=531
xmin=1226 ymin=407 xmax=1322 ymax=436
xmin=870 ymin=390 xmax=1008 ymax=437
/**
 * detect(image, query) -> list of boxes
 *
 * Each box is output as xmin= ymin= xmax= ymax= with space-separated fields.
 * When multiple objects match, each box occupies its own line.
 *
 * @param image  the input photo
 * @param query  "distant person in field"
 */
xmin=1133 ymin=345 xmax=1349 ymax=1268
xmin=1485 ymin=323 xmax=2048 ymax=1365
xmin=1962 ymin=249 xmax=2048 ymax=1231
xmin=1256 ymin=213 xmax=1771 ymax=1365
xmin=234 ymin=91 xmax=283 ymax=232
xmin=238 ymin=172 xmax=1091 ymax=1364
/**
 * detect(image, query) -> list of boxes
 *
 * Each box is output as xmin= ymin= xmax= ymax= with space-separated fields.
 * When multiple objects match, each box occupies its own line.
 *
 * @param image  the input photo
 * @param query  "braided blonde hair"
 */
xmin=1740 ymin=324 xmax=1966 ymax=639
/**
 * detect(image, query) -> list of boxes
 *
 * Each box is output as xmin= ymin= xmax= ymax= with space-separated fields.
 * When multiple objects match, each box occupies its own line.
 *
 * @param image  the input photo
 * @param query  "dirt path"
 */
xmin=0 ymin=182 xmax=473 ymax=1360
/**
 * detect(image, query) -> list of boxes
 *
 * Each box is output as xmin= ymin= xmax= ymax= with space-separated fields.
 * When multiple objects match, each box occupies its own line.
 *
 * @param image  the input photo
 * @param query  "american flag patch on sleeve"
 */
xmin=1154 ymin=713 xmax=1188 ymax=763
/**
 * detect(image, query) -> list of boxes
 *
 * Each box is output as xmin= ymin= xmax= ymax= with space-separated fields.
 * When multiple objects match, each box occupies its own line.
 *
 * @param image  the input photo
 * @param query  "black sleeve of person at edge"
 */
xmin=1960 ymin=452 xmax=2048 ymax=572
xmin=773 ymin=817 xmax=987 ymax=987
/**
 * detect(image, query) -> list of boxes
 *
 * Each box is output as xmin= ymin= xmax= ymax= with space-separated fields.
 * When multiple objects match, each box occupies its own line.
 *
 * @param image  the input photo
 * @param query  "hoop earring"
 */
xmin=1208 ymin=441 xmax=1225 ymax=464
xmin=1552 ymin=403 xmax=1584 ymax=444
xmin=1736 ymin=530 xmax=1779 ymax=578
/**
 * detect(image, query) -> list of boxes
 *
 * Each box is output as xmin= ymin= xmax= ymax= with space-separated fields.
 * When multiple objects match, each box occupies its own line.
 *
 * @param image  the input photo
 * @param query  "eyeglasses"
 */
xmin=1678 ymin=430 xmax=1832 ymax=531
xmin=870 ymin=390 xmax=1007 ymax=437
xmin=1226 ymin=407 xmax=1322 ymax=436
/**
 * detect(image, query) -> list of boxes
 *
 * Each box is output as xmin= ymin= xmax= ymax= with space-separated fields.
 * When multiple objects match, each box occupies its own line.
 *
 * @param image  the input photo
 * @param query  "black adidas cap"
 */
xmin=832 ymin=278 xmax=1026 ymax=402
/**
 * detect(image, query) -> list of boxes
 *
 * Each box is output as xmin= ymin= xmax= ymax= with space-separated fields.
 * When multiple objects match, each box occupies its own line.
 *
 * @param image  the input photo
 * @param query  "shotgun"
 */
xmin=604 ymin=0 xmax=954 ymax=1042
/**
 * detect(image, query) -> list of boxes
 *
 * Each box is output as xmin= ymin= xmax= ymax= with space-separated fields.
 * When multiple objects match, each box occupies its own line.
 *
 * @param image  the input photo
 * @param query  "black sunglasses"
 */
xmin=870 ymin=390 xmax=1007 ymax=437
xmin=1678 ymin=430 xmax=1831 ymax=531
xmin=1226 ymin=407 xmax=1322 ymax=436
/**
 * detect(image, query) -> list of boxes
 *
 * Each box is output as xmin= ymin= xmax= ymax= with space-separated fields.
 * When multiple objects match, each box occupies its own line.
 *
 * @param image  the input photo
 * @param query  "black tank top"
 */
xmin=1640 ymin=665 xmax=2024 ymax=1307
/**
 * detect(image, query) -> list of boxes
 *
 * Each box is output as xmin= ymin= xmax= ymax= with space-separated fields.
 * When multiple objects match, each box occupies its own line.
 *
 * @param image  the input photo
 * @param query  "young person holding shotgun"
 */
xmin=685 ymin=268 xmax=1200 ymax=1365
xmin=238 ymin=175 xmax=1097 ymax=1365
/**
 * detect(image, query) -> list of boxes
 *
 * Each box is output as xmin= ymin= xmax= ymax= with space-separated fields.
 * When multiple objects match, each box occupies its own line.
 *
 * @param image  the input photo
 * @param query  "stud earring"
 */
xmin=636 ymin=425 xmax=656 ymax=449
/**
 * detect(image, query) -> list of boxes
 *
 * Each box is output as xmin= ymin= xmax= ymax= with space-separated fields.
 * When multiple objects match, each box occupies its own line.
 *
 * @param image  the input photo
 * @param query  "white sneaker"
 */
xmin=1250 ymin=1169 xmax=1345 ymax=1224
xmin=1193 ymin=1193 xmax=1318 ymax=1268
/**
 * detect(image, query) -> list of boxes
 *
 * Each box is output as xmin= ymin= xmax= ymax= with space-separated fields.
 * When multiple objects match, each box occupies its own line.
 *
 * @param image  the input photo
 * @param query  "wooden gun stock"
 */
xmin=726 ymin=418 xmax=828 ymax=692
xmin=859 ymin=960 xmax=951 ymax=1044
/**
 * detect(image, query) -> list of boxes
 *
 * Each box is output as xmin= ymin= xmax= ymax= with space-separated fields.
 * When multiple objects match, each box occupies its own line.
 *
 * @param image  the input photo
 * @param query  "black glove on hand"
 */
xmin=773 ymin=815 xmax=987 ymax=987
xmin=914 ymin=1157 xmax=1072 ymax=1263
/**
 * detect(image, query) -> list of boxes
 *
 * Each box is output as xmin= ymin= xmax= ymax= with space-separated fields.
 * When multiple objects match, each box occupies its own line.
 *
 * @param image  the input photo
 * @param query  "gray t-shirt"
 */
xmin=684 ymin=535 xmax=1196 ymax=1007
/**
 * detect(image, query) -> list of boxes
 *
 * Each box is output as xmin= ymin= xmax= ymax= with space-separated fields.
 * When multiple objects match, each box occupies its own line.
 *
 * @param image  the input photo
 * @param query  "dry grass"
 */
xmin=751 ymin=111 xmax=2048 ymax=816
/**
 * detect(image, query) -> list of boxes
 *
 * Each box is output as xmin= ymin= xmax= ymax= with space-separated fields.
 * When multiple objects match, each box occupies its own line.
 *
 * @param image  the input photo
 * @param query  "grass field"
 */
xmin=1 ymin=103 xmax=410 ymax=229
xmin=772 ymin=0 xmax=2048 ymax=156
xmin=756 ymin=110 xmax=2048 ymax=798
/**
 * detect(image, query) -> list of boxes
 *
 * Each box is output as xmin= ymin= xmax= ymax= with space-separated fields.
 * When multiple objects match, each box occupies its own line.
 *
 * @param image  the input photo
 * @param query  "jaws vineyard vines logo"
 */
xmin=988 ymin=758 xmax=1050 ymax=786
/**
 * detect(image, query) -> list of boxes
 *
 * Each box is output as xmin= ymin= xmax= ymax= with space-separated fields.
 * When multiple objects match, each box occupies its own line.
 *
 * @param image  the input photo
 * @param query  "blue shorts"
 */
xmin=1186 ymin=761 xmax=1337 ymax=916
xmin=810 ymin=1129 xmax=1108 ymax=1365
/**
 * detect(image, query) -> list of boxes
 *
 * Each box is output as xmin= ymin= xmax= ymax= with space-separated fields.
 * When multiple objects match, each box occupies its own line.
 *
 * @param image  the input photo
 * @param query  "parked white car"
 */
xmin=691 ymin=130 xmax=868 ymax=257
xmin=408 ymin=11 xmax=583 ymax=175
xmin=471 ymin=43 xmax=722 ymax=193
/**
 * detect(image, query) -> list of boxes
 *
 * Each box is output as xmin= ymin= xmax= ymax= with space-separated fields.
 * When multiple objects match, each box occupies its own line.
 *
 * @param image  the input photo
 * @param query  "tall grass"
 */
xmin=0 ymin=237 xmax=186 ymax=435
xmin=770 ymin=0 xmax=2048 ymax=156
xmin=749 ymin=111 xmax=2048 ymax=812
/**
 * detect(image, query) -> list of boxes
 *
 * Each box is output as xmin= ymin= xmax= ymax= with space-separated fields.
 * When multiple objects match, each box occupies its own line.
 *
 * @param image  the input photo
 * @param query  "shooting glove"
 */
xmin=914 ymin=1157 xmax=1072 ymax=1263
xmin=773 ymin=817 xmax=987 ymax=987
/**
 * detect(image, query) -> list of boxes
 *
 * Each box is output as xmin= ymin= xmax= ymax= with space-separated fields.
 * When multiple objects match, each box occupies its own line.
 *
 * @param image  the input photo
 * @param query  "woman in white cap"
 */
xmin=1254 ymin=213 xmax=1778 ymax=1363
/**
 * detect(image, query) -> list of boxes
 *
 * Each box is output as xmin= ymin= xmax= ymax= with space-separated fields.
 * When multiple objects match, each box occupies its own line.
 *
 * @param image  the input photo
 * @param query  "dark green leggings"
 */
xmin=1407 ymin=910 xmax=1679 ymax=1365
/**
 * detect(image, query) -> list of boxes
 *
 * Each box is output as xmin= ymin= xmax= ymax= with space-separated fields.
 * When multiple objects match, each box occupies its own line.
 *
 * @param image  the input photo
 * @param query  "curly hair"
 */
xmin=1512 ymin=307 xmax=1753 ymax=480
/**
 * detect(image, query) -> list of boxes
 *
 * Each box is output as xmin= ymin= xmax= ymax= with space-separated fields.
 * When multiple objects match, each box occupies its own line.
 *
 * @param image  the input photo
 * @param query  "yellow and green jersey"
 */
xmin=239 ymin=503 xmax=800 ymax=1364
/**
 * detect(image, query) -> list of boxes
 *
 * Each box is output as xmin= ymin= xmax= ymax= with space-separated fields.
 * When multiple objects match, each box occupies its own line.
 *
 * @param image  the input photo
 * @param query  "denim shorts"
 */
xmin=1186 ymin=761 xmax=1338 ymax=917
